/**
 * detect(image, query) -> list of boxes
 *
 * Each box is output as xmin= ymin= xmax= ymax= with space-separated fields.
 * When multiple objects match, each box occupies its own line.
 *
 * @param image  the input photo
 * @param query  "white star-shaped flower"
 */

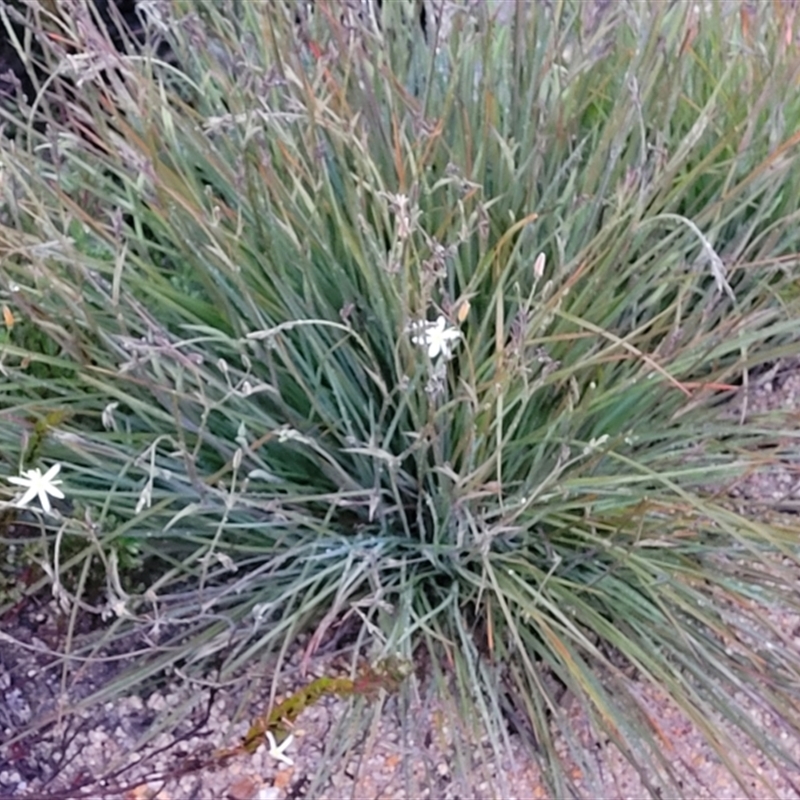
xmin=411 ymin=315 xmax=461 ymax=360
xmin=265 ymin=731 xmax=294 ymax=766
xmin=7 ymin=463 xmax=65 ymax=514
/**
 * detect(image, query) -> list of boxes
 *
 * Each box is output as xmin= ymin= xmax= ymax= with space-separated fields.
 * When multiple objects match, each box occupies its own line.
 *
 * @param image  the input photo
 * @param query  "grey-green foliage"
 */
xmin=2 ymin=1 xmax=800 ymax=796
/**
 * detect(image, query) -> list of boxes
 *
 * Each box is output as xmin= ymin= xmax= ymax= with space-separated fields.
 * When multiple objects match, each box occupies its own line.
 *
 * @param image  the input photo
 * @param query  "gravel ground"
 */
xmin=3 ymin=595 xmax=800 ymax=800
xmin=2 ymin=365 xmax=800 ymax=799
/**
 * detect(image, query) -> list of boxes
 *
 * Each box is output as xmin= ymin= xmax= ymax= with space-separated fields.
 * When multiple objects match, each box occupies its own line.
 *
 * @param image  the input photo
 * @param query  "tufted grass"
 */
xmin=3 ymin=1 xmax=800 ymax=796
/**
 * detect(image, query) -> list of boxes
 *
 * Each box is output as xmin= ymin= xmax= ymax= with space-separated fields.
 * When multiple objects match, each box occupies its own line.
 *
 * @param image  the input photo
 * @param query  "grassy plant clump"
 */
xmin=4 ymin=0 xmax=800 ymax=796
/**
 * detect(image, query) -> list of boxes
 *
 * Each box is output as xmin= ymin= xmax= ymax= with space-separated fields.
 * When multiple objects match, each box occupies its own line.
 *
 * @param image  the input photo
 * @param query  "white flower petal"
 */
xmin=46 ymin=484 xmax=65 ymax=500
xmin=42 ymin=463 xmax=62 ymax=482
xmin=16 ymin=485 xmax=40 ymax=508
xmin=38 ymin=491 xmax=52 ymax=514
